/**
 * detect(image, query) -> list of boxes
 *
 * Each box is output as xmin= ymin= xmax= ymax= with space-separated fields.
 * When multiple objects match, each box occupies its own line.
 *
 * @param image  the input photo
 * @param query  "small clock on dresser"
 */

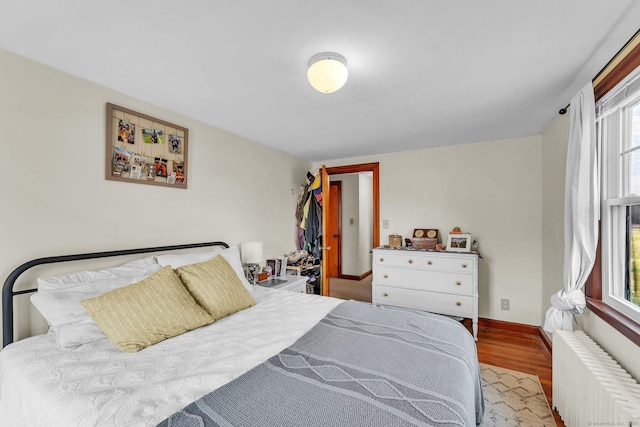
xmin=413 ymin=228 xmax=438 ymax=239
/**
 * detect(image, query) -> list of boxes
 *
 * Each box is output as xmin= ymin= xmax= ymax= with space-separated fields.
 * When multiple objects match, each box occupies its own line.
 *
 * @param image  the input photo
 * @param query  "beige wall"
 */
xmin=318 ymin=136 xmax=544 ymax=325
xmin=541 ymin=113 xmax=569 ymax=325
xmin=0 ymin=49 xmax=311 ymax=339
xmin=358 ymin=173 xmax=373 ymax=274
xmin=3 ymin=46 xmax=637 ymax=361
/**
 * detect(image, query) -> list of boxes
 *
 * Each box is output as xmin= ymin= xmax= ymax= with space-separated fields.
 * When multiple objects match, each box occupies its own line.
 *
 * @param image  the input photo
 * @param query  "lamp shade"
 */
xmin=307 ymin=52 xmax=348 ymax=94
xmin=240 ymin=241 xmax=263 ymax=265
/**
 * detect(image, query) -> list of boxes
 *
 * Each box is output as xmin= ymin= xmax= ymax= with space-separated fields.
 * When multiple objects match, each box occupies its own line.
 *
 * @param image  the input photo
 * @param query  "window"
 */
xmin=600 ymin=66 xmax=640 ymax=324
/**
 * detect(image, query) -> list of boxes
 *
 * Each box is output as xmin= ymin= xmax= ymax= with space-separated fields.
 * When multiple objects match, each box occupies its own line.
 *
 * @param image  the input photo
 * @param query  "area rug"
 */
xmin=481 ymin=363 xmax=556 ymax=427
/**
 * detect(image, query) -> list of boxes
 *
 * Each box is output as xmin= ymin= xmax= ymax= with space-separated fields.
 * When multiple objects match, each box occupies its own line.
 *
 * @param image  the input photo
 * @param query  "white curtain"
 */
xmin=543 ymin=82 xmax=599 ymax=333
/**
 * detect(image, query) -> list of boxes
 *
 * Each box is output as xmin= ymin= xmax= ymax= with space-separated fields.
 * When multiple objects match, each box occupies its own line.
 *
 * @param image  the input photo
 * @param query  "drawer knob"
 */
xmin=379 ymin=257 xmax=384 ymax=262
xmin=427 ymin=260 xmax=433 ymax=265
xmin=461 ymin=263 xmax=467 ymax=268
xmin=455 ymin=301 xmax=462 ymax=306
xmin=408 ymin=259 xmax=414 ymax=264
xmin=383 ymin=274 xmax=389 ymax=279
xmin=383 ymin=293 xmax=389 ymax=297
xmin=455 ymin=281 xmax=462 ymax=286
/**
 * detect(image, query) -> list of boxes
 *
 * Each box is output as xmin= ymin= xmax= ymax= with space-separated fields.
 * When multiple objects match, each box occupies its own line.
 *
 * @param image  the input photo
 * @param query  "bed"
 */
xmin=0 ymin=241 xmax=483 ymax=426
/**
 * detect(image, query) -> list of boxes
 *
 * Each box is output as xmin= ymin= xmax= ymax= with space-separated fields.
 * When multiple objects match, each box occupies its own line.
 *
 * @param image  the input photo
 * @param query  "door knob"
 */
xmin=333 ymin=234 xmax=340 ymax=238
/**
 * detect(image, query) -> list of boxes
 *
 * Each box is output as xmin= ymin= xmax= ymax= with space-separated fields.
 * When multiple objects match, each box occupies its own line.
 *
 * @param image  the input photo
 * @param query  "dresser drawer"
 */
xmin=374 ymin=252 xmax=419 ymax=268
xmin=420 ymin=255 xmax=476 ymax=272
xmin=373 ymin=285 xmax=475 ymax=318
xmin=373 ymin=267 xmax=473 ymax=295
xmin=372 ymin=248 xmax=479 ymax=340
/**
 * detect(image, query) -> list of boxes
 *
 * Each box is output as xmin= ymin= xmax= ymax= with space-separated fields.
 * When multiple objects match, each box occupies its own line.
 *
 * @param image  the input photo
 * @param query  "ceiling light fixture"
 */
xmin=307 ymin=52 xmax=348 ymax=94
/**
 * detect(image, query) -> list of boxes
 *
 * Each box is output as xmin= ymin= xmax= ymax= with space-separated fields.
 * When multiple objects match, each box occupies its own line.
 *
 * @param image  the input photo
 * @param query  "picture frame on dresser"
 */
xmin=446 ymin=233 xmax=472 ymax=252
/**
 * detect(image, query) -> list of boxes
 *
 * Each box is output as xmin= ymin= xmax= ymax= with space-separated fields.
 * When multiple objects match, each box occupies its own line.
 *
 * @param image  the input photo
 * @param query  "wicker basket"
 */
xmin=388 ymin=234 xmax=402 ymax=247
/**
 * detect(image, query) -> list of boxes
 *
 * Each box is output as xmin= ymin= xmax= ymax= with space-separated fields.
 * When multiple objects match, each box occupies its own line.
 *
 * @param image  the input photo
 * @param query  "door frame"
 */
xmin=321 ymin=162 xmax=380 ymax=296
xmin=326 ymin=162 xmax=380 ymax=249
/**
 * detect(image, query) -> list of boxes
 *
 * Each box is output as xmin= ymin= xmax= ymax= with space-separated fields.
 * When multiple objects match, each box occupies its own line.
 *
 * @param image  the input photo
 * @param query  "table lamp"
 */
xmin=240 ymin=241 xmax=263 ymax=284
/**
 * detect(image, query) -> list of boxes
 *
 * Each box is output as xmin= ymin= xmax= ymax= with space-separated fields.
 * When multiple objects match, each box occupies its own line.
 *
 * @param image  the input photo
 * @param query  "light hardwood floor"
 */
xmin=328 ymin=275 xmax=565 ymax=427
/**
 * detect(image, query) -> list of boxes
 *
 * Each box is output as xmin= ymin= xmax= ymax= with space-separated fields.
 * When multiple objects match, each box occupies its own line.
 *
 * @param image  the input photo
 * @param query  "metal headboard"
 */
xmin=2 ymin=241 xmax=229 ymax=348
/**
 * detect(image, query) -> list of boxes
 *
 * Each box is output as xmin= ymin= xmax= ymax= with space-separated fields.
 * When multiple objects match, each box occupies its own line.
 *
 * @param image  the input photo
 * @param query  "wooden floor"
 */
xmin=474 ymin=325 xmax=565 ymax=427
xmin=330 ymin=275 xmax=565 ymax=427
xmin=329 ymin=276 xmax=372 ymax=302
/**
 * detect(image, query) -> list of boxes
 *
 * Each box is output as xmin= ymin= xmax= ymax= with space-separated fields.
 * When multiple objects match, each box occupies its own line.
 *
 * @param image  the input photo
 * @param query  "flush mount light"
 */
xmin=307 ymin=52 xmax=348 ymax=94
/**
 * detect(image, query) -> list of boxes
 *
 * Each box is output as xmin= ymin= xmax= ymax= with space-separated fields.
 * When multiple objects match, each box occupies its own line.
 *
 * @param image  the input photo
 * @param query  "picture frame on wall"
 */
xmin=105 ymin=103 xmax=189 ymax=188
xmin=446 ymin=233 xmax=472 ymax=252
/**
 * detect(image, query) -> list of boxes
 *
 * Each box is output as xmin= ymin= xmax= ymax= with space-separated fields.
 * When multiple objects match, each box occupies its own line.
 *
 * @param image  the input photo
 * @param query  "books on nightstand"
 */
xmin=266 ymin=257 xmax=286 ymax=278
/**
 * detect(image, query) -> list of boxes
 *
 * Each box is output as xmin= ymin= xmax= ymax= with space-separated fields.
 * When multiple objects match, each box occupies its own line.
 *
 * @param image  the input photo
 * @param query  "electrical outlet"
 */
xmin=500 ymin=298 xmax=510 ymax=310
xmin=383 ymin=219 xmax=389 ymax=229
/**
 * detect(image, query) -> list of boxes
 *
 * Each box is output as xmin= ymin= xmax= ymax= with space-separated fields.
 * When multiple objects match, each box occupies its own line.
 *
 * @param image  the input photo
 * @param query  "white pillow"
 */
xmin=156 ymin=250 xmax=223 ymax=269
xmin=51 ymin=319 xmax=106 ymax=349
xmin=37 ymin=256 xmax=160 ymax=292
xmin=32 ymin=257 xmax=162 ymax=349
xmin=157 ymin=247 xmax=252 ymax=291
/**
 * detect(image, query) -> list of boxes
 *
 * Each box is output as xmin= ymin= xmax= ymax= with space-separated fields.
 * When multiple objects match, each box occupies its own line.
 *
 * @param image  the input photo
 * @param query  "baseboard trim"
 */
xmin=339 ymin=270 xmax=372 ymax=281
xmin=538 ymin=328 xmax=553 ymax=353
xmin=465 ymin=317 xmax=553 ymax=353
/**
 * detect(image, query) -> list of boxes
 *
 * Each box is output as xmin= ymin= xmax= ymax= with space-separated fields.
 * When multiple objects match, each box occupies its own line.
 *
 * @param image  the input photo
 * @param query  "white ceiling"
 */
xmin=1 ymin=1 xmax=639 ymax=161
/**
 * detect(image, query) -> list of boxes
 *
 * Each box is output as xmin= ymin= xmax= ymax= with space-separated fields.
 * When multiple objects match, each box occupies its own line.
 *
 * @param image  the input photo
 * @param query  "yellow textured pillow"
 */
xmin=81 ymin=266 xmax=214 ymax=352
xmin=176 ymin=255 xmax=256 ymax=320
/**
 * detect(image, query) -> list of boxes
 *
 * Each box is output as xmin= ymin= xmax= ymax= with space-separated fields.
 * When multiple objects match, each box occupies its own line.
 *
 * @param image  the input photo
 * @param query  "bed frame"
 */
xmin=2 ymin=241 xmax=229 ymax=348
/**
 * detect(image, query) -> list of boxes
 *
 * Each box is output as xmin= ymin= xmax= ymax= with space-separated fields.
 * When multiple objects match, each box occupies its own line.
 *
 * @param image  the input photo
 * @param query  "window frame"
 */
xmin=586 ymin=38 xmax=640 ymax=347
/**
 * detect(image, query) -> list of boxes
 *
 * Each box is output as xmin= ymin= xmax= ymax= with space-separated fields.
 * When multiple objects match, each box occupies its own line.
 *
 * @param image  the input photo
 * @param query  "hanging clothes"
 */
xmin=296 ymin=168 xmax=322 ymax=256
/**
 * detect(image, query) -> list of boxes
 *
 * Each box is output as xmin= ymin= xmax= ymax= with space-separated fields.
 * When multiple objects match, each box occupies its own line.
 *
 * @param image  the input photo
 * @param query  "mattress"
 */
xmin=0 ymin=286 xmax=343 ymax=427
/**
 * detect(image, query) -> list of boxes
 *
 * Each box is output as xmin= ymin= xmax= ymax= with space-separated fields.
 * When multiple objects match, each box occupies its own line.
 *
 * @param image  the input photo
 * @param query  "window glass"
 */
xmin=631 ymin=152 xmax=640 ymax=196
xmin=600 ymin=66 xmax=640 ymax=323
xmin=629 ymin=204 xmax=640 ymax=306
xmin=633 ymin=104 xmax=640 ymax=149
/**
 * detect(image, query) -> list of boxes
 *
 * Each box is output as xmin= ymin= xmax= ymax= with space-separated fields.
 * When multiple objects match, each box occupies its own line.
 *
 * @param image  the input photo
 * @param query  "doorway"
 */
xmin=321 ymin=162 xmax=379 ymax=299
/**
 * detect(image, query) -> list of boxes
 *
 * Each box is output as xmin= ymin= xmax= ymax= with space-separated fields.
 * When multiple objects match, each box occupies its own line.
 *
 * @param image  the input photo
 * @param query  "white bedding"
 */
xmin=0 ymin=287 xmax=343 ymax=427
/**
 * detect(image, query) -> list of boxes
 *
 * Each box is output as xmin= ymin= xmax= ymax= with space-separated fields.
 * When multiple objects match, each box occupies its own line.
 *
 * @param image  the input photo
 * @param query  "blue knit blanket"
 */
xmin=158 ymin=301 xmax=484 ymax=426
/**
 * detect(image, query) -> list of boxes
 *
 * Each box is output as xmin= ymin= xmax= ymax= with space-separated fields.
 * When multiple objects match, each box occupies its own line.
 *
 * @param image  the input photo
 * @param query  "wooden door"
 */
xmin=321 ymin=165 xmax=330 ymax=296
xmin=327 ymin=181 xmax=342 ymax=278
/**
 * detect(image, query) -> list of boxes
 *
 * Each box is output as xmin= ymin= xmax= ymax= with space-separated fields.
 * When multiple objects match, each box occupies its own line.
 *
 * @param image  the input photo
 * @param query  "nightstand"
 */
xmin=257 ymin=274 xmax=309 ymax=293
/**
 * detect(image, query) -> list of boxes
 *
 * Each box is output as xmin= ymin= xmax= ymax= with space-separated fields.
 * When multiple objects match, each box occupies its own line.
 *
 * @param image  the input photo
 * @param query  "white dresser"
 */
xmin=372 ymin=248 xmax=479 ymax=340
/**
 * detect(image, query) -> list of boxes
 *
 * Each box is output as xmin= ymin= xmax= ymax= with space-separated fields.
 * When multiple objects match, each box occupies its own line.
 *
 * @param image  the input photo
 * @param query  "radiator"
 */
xmin=553 ymin=330 xmax=640 ymax=427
